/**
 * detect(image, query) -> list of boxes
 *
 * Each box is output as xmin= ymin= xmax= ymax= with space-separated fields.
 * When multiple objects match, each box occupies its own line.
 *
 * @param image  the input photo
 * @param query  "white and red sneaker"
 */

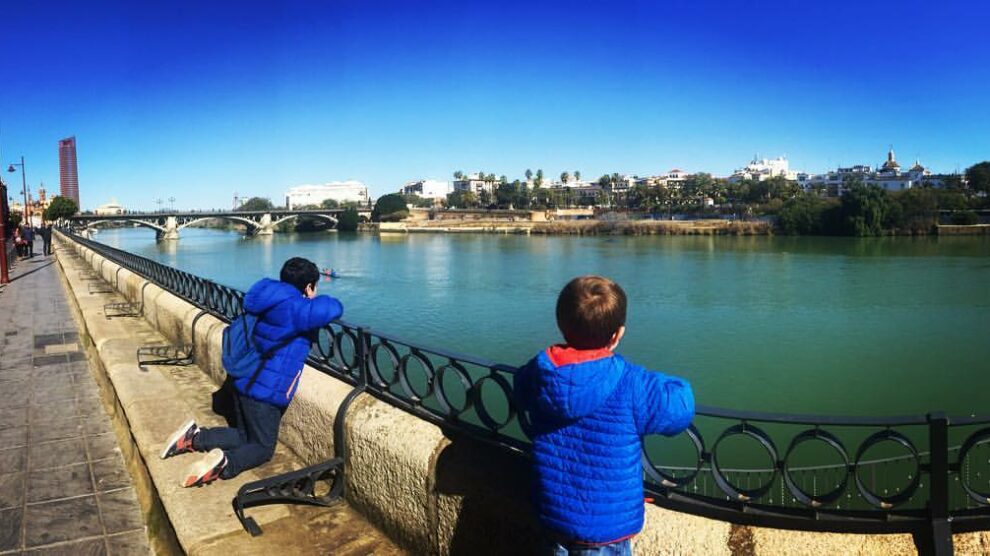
xmin=161 ymin=419 xmax=199 ymax=459
xmin=181 ymin=449 xmax=227 ymax=487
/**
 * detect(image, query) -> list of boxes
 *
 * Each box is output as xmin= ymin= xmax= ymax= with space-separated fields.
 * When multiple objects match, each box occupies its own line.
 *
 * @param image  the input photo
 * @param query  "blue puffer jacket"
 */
xmin=514 ymin=346 xmax=695 ymax=544
xmin=234 ymin=278 xmax=343 ymax=408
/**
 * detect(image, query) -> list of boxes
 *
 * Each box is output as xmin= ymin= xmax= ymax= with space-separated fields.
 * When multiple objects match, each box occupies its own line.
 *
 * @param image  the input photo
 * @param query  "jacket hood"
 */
xmin=243 ymin=278 xmax=303 ymax=314
xmin=530 ymin=348 xmax=625 ymax=422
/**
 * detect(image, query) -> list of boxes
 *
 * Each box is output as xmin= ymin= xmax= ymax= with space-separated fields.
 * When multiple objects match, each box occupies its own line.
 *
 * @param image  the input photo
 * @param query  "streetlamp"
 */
xmin=7 ymin=156 xmax=28 ymax=225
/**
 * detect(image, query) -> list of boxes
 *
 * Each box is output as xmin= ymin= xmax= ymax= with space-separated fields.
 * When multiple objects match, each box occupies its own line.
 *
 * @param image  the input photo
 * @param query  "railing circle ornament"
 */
xmin=398 ymin=349 xmax=435 ymax=402
xmin=333 ymin=328 xmax=360 ymax=372
xmin=782 ymin=429 xmax=850 ymax=508
xmin=957 ymin=427 xmax=990 ymax=505
xmin=853 ymin=429 xmax=920 ymax=509
xmin=471 ymin=373 xmax=515 ymax=433
xmin=368 ymin=339 xmax=401 ymax=388
xmin=710 ymin=423 xmax=779 ymax=502
xmin=642 ymin=424 xmax=705 ymax=488
xmin=435 ymin=361 xmax=473 ymax=419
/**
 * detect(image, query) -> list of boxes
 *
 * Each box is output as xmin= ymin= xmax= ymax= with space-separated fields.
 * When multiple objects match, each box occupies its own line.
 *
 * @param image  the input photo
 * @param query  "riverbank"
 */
xmin=374 ymin=218 xmax=773 ymax=235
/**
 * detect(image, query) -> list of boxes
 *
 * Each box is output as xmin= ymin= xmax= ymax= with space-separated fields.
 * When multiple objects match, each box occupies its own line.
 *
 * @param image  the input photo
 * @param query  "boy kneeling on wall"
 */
xmin=161 ymin=257 xmax=343 ymax=487
xmin=514 ymin=276 xmax=695 ymax=555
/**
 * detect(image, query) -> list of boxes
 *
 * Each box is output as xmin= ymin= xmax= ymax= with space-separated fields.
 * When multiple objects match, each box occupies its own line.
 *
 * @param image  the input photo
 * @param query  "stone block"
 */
xmin=278 ymin=366 xmax=351 ymax=465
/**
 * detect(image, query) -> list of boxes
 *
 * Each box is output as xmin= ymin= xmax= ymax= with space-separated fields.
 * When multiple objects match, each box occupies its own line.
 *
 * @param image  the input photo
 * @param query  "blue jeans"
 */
xmin=551 ymin=539 xmax=632 ymax=556
xmin=195 ymin=392 xmax=283 ymax=479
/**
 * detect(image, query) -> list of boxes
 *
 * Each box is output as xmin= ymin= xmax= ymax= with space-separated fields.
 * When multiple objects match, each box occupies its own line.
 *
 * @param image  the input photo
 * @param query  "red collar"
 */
xmin=546 ymin=345 xmax=614 ymax=367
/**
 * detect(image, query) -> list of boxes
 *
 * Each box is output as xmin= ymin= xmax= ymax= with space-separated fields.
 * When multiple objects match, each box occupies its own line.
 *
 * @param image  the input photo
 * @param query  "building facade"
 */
xmin=285 ymin=181 xmax=369 ymax=208
xmin=401 ymin=179 xmax=451 ymax=200
xmin=58 ymin=136 xmax=80 ymax=207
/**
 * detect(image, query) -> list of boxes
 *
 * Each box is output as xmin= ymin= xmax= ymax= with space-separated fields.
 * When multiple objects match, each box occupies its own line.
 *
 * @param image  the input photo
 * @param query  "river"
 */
xmin=92 ymin=227 xmax=990 ymax=417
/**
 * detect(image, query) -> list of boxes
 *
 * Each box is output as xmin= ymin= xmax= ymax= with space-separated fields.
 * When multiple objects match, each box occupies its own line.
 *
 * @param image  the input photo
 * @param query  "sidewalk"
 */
xmin=0 ymin=249 xmax=151 ymax=554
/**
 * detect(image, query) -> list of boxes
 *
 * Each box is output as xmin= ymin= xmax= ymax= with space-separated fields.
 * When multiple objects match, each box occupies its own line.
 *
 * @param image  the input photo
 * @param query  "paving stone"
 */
xmin=29 ymin=402 xmax=78 ymax=424
xmin=0 ymin=507 xmax=23 ymax=552
xmin=33 ymin=354 xmax=69 ymax=368
xmin=0 ymin=447 xmax=27 ymax=474
xmin=0 ymin=407 xmax=27 ymax=428
xmin=105 ymin=530 xmax=149 ymax=555
xmin=24 ymin=537 xmax=107 ymax=556
xmin=0 ymin=426 xmax=27 ymax=449
xmin=98 ymin=488 xmax=143 ymax=534
xmin=80 ymin=414 xmax=113 ymax=436
xmin=30 ymin=419 xmax=84 ymax=444
xmin=86 ymin=434 xmax=121 ymax=461
xmin=0 ymin=471 xmax=24 ymax=509
xmin=27 ymin=462 xmax=93 ymax=503
xmin=0 ymin=393 xmax=28 ymax=410
xmin=92 ymin=457 xmax=130 ymax=493
xmin=29 ymin=438 xmax=88 ymax=471
xmin=24 ymin=495 xmax=102 ymax=547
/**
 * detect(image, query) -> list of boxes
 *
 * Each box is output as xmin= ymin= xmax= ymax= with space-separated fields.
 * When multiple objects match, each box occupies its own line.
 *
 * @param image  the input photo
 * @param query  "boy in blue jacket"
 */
xmin=514 ymin=275 xmax=694 ymax=555
xmin=161 ymin=257 xmax=343 ymax=487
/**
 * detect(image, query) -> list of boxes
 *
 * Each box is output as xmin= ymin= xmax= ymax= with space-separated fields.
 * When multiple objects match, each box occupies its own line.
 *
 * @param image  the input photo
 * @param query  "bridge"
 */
xmin=69 ymin=209 xmax=371 ymax=239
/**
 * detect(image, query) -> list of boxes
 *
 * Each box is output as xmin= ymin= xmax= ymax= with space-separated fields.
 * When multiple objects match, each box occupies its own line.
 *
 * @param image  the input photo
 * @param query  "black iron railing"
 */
xmin=60 ymin=229 xmax=990 ymax=553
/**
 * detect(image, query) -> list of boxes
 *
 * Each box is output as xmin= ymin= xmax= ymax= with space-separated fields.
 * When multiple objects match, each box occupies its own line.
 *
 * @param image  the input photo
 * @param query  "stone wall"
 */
xmin=60 ymin=233 xmax=990 ymax=555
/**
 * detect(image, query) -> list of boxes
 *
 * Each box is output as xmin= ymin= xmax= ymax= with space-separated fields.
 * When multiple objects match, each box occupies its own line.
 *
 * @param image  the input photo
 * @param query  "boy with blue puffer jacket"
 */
xmin=514 ymin=275 xmax=694 ymax=555
xmin=161 ymin=257 xmax=342 ymax=487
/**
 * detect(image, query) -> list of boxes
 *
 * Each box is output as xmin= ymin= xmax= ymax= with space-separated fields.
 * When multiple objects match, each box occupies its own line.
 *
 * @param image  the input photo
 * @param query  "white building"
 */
xmin=285 ymin=181 xmax=369 ymax=208
xmin=401 ymin=179 xmax=451 ymax=200
xmin=94 ymin=199 xmax=125 ymax=215
xmin=452 ymin=173 xmax=496 ymax=195
xmin=729 ymin=156 xmax=797 ymax=182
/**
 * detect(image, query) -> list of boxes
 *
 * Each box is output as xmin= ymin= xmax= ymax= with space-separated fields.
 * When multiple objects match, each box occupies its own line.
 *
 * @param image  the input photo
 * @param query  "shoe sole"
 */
xmin=181 ymin=449 xmax=225 ymax=487
xmin=161 ymin=419 xmax=196 ymax=459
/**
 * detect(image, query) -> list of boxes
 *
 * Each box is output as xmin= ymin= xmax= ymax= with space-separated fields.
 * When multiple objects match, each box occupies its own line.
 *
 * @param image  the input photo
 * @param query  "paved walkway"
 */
xmin=0 ymin=248 xmax=150 ymax=555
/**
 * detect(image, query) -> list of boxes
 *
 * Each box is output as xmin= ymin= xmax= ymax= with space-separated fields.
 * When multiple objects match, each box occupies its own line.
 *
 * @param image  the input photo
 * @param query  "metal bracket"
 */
xmin=136 ymin=310 xmax=209 ymax=369
xmin=231 ymin=327 xmax=370 ymax=536
xmin=104 ymin=281 xmax=151 ymax=319
xmin=233 ymin=457 xmax=345 ymax=537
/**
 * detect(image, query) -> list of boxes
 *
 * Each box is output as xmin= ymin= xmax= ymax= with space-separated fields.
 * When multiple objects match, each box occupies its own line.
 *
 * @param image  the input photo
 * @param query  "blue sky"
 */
xmin=1 ymin=1 xmax=988 ymax=210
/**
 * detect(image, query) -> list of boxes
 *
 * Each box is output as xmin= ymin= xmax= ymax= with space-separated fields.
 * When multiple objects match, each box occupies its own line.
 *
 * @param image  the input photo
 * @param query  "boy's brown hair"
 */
xmin=555 ymin=275 xmax=627 ymax=349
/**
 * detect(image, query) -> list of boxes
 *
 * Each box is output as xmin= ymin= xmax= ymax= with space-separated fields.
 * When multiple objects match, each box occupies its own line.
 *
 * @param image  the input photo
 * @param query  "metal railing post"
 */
xmin=926 ymin=412 xmax=953 ymax=556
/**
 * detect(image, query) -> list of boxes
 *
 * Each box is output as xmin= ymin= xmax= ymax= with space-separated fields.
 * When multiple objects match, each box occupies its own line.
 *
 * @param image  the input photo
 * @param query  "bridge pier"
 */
xmin=160 ymin=216 xmax=180 ymax=240
xmin=253 ymin=213 xmax=275 ymax=236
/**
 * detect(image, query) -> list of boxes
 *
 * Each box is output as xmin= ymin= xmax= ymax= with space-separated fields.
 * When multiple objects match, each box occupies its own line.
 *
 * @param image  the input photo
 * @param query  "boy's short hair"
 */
xmin=556 ymin=275 xmax=627 ymax=349
xmin=280 ymin=257 xmax=319 ymax=293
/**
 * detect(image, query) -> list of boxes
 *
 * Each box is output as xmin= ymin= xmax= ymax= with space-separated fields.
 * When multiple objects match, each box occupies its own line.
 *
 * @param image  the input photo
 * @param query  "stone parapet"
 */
xmin=57 ymin=233 xmax=990 ymax=555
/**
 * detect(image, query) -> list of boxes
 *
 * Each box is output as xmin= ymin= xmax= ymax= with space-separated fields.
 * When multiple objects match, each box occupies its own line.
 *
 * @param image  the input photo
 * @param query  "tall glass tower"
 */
xmin=58 ymin=136 xmax=79 ymax=207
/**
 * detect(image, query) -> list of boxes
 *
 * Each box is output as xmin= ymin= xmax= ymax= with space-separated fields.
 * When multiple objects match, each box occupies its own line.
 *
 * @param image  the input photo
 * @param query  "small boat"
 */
xmin=321 ymin=268 xmax=338 ymax=279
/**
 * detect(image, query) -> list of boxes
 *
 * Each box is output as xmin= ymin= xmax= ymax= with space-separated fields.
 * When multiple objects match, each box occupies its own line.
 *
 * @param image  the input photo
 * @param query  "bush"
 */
xmin=777 ymin=194 xmax=836 ymax=235
xmin=372 ymin=194 xmax=407 ymax=221
xmin=951 ymin=211 xmax=979 ymax=225
xmin=43 ymin=196 xmax=79 ymax=221
xmin=337 ymin=207 xmax=359 ymax=231
xmin=378 ymin=209 xmax=409 ymax=222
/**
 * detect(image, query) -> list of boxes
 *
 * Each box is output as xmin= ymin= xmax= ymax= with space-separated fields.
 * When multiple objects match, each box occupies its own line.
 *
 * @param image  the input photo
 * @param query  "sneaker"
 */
xmin=161 ymin=419 xmax=199 ymax=459
xmin=181 ymin=448 xmax=227 ymax=487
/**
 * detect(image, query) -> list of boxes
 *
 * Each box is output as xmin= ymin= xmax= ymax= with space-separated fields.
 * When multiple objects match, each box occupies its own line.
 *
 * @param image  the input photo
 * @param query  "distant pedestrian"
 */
xmin=13 ymin=227 xmax=25 ymax=258
xmin=39 ymin=224 xmax=53 ymax=256
xmin=514 ymin=275 xmax=695 ymax=554
xmin=21 ymin=225 xmax=34 ymax=257
xmin=161 ymin=257 xmax=343 ymax=487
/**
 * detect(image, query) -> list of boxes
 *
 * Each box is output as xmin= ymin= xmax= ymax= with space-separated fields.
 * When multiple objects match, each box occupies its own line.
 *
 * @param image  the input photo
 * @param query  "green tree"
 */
xmin=9 ymin=212 xmax=22 ymax=228
xmin=320 ymin=198 xmax=339 ymax=209
xmin=372 ymin=194 xmax=408 ymax=221
xmin=43 ymin=196 xmax=79 ymax=221
xmin=574 ymin=170 xmax=581 ymax=182
xmin=890 ymin=188 xmax=938 ymax=233
xmin=239 ymin=197 xmax=273 ymax=211
xmin=453 ymin=171 xmax=465 ymax=180
xmin=838 ymin=183 xmax=897 ymax=236
xmin=535 ymin=169 xmax=544 ymax=187
xmin=446 ymin=190 xmax=478 ymax=208
xmin=525 ymin=169 xmax=533 ymax=181
xmin=560 ymin=171 xmax=570 ymax=184
xmin=965 ymin=161 xmax=990 ymax=195
xmin=337 ymin=207 xmax=359 ymax=232
xmin=777 ymin=193 xmax=837 ymax=235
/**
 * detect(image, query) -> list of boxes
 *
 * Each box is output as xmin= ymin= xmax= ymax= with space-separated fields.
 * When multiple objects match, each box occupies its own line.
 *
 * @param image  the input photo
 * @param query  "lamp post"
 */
xmin=7 ymin=156 xmax=28 ymax=225
xmin=0 ymin=178 xmax=9 ymax=284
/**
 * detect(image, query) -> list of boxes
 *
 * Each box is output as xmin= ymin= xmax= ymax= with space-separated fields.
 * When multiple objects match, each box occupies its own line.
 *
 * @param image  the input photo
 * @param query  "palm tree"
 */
xmin=453 ymin=171 xmax=464 ymax=180
xmin=525 ymin=169 xmax=533 ymax=181
xmin=561 ymin=171 xmax=570 ymax=184
xmin=574 ymin=171 xmax=581 ymax=182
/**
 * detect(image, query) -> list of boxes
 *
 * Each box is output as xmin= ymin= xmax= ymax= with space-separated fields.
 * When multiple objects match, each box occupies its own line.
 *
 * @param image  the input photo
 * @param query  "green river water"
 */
xmin=95 ymin=227 xmax=990 ymax=418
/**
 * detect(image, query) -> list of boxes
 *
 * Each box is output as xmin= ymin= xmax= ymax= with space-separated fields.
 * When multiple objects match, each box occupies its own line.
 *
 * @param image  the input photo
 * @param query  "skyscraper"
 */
xmin=58 ymin=136 xmax=79 ymax=207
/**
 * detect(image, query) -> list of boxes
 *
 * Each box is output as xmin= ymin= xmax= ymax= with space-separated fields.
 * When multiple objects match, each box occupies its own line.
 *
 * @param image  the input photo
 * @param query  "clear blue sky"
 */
xmin=2 ymin=1 xmax=988 ymax=211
